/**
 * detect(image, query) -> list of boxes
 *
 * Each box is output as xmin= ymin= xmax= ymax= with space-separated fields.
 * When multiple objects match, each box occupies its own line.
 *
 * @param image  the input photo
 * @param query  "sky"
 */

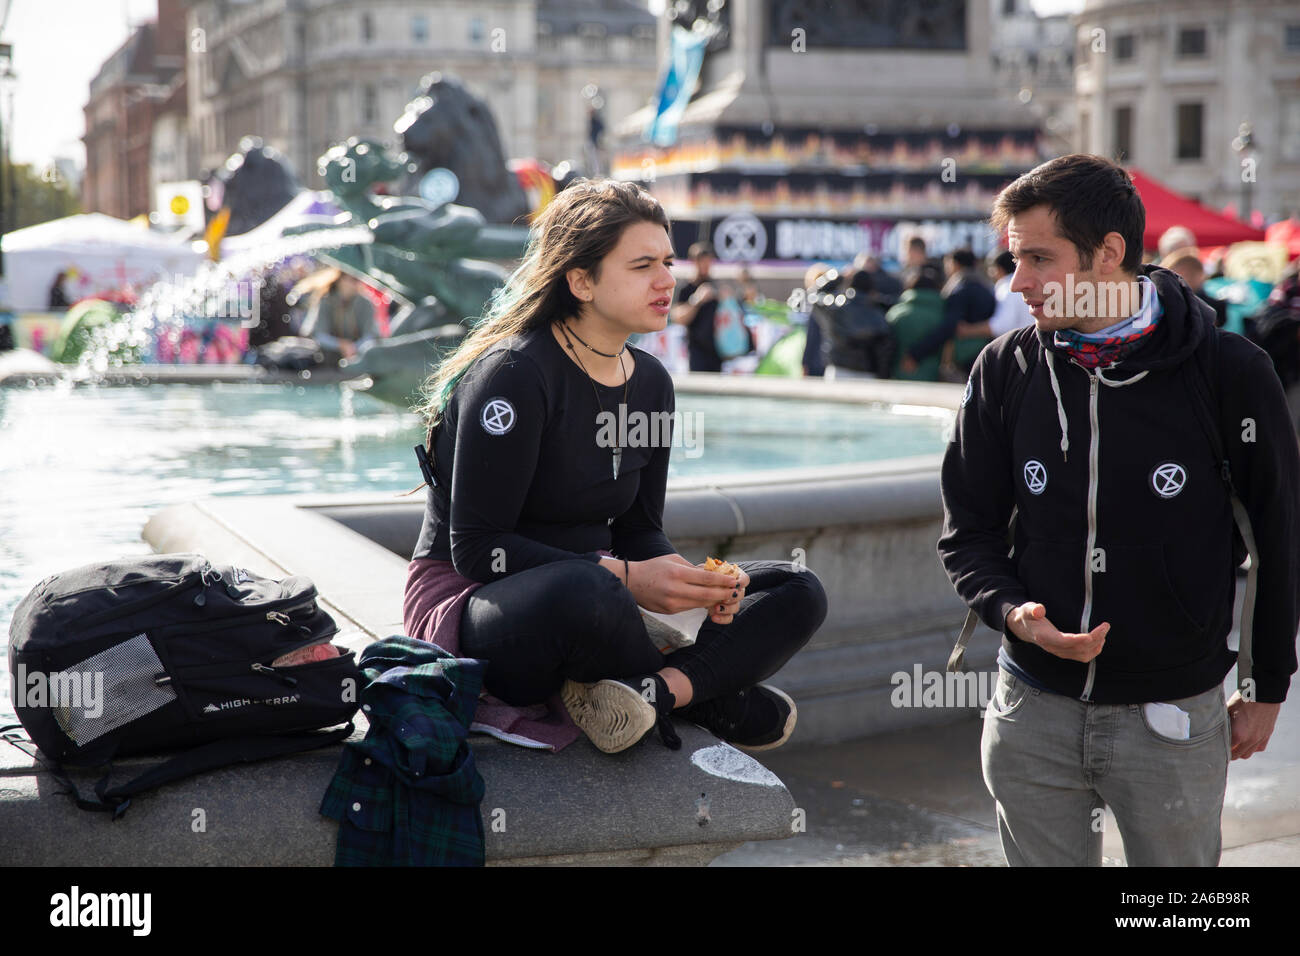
xmin=7 ymin=0 xmax=1088 ymax=172
xmin=4 ymin=0 xmax=159 ymax=169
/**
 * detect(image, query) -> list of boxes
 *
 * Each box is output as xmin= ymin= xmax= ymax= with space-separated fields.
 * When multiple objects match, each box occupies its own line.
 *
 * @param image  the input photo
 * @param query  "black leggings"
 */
xmin=459 ymin=558 xmax=827 ymax=707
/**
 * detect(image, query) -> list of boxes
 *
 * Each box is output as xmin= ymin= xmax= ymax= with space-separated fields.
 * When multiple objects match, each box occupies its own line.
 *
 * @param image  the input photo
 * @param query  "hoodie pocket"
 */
xmin=1091 ymin=543 xmax=1219 ymax=674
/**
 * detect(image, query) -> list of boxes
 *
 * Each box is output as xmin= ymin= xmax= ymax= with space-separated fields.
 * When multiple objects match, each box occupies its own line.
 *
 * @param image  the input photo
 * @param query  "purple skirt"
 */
xmin=403 ymin=558 xmax=581 ymax=751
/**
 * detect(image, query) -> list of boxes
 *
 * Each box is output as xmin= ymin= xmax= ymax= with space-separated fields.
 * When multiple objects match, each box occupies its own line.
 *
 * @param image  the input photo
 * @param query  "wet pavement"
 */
xmin=713 ymin=672 xmax=1300 ymax=867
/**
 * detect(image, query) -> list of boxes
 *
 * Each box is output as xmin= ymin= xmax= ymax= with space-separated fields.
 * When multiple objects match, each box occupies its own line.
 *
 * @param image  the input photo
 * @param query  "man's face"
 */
xmin=694 ymin=253 xmax=713 ymax=278
xmin=1007 ymin=204 xmax=1117 ymax=334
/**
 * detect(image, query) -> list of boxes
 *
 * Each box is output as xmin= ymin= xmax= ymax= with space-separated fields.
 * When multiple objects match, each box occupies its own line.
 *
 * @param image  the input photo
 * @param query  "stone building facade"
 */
xmin=1074 ymin=0 xmax=1300 ymax=221
xmin=184 ymin=0 xmax=657 ymax=188
xmin=82 ymin=0 xmax=187 ymax=219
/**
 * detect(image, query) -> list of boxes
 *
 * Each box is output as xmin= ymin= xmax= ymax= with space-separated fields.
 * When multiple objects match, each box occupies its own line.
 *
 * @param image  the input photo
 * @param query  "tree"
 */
xmin=7 ymin=162 xmax=81 ymax=231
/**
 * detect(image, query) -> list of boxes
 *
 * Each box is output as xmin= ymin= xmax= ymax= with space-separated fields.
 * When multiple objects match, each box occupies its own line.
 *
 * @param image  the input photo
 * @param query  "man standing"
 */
xmin=939 ymin=154 xmax=1299 ymax=866
xmin=671 ymin=242 xmax=722 ymax=372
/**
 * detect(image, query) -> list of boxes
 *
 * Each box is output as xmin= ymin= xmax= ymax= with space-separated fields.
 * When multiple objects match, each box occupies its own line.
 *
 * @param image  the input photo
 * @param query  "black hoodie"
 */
xmin=939 ymin=265 xmax=1299 ymax=704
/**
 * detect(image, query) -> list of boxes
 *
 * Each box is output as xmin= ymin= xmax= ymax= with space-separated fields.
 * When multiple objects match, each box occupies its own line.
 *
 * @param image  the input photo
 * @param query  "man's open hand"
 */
xmin=1006 ymin=601 xmax=1109 ymax=663
xmin=1227 ymin=691 xmax=1281 ymax=760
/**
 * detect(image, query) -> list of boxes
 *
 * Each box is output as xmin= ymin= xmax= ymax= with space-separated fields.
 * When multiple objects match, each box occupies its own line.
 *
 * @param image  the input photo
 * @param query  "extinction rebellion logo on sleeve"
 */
xmin=480 ymin=397 xmax=516 ymax=436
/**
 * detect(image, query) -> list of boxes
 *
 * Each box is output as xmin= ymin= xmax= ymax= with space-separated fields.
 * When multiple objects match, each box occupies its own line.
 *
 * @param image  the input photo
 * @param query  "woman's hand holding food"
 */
xmin=620 ymin=553 xmax=744 ymax=618
xmin=700 ymin=557 xmax=747 ymax=625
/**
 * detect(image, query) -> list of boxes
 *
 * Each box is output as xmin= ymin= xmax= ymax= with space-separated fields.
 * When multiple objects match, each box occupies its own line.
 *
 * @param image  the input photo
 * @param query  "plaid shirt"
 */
xmin=320 ymin=636 xmax=486 ymax=866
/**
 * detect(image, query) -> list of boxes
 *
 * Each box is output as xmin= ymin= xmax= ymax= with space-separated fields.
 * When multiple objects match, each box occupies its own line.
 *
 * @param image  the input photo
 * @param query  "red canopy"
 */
xmin=1264 ymin=218 xmax=1300 ymax=260
xmin=1128 ymin=168 xmax=1266 ymax=250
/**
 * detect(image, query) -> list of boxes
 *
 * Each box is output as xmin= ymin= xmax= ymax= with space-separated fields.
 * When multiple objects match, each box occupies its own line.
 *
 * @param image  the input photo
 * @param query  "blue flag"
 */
xmin=644 ymin=25 xmax=710 ymax=148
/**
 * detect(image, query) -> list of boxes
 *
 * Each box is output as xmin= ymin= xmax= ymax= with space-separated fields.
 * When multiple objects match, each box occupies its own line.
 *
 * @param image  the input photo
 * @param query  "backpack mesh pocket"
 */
xmin=53 ymin=634 xmax=177 ymax=746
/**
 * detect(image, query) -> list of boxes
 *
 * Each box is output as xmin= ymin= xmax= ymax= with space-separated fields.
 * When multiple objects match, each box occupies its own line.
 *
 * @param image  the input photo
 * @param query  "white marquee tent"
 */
xmin=2 ymin=213 xmax=205 ymax=311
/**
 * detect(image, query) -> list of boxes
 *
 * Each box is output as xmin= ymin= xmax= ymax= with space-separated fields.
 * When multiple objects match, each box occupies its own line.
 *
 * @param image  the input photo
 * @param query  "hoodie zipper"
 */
xmin=1080 ymin=371 xmax=1100 ymax=701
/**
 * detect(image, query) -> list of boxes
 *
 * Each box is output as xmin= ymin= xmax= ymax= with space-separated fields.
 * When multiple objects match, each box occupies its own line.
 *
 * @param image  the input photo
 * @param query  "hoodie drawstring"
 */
xmin=1043 ymin=352 xmax=1151 ymax=464
xmin=1045 ymin=349 xmax=1070 ymax=462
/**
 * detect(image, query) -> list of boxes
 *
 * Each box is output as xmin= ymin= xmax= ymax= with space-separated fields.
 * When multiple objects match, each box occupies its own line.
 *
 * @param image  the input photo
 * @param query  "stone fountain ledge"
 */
xmin=1 ymin=368 xmax=978 ymax=866
xmin=0 ymin=349 xmax=358 ymax=389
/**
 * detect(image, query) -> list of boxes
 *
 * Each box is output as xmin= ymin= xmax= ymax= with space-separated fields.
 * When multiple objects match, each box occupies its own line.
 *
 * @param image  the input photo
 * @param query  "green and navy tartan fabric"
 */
xmin=320 ymin=635 xmax=486 ymax=866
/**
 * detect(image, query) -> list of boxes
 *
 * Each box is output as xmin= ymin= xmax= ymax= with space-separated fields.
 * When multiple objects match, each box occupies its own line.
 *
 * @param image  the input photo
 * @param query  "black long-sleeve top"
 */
xmin=411 ymin=324 xmax=678 ymax=582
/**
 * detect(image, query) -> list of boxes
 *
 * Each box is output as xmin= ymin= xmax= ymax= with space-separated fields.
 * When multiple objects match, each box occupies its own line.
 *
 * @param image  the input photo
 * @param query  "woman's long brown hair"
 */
xmin=414 ymin=178 xmax=671 ymax=443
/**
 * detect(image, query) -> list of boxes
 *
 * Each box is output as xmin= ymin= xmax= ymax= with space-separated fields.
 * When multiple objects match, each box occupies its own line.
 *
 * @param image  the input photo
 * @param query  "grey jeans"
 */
xmin=981 ymin=667 xmax=1230 ymax=866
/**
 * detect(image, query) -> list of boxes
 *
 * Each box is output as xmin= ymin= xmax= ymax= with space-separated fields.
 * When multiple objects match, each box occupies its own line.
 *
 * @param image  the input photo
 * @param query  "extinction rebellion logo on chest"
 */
xmin=1150 ymin=461 xmax=1187 ymax=498
xmin=1022 ymin=459 xmax=1048 ymax=495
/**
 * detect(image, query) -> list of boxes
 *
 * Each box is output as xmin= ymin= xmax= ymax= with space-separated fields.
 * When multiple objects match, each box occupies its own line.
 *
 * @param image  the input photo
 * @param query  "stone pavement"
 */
xmin=713 ymin=671 xmax=1300 ymax=867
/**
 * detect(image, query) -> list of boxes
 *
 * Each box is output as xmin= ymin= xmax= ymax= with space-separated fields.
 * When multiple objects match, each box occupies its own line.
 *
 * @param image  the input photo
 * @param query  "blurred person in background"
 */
xmin=853 ymin=252 xmax=903 ymax=309
xmin=900 ymin=248 xmax=996 ymax=377
xmin=48 ymin=270 xmax=73 ymax=310
xmin=948 ymin=251 xmax=1033 ymax=342
xmin=886 ymin=264 xmax=946 ymax=380
xmin=299 ymin=268 xmax=379 ymax=364
xmin=1157 ymin=224 xmax=1197 ymax=259
xmin=671 ymin=242 xmax=723 ymax=372
xmin=810 ymin=267 xmax=895 ymax=380
xmin=1162 ymin=247 xmax=1227 ymax=328
xmin=800 ymin=262 xmax=831 ymax=377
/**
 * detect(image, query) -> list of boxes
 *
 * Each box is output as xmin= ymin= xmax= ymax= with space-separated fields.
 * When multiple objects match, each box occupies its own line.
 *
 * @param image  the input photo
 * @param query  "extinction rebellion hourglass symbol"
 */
xmin=480 ymin=398 xmax=516 ymax=436
xmin=1023 ymin=459 xmax=1048 ymax=495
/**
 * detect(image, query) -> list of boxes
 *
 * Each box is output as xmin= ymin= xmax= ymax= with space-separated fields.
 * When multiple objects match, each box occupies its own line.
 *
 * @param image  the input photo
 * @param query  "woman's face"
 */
xmin=579 ymin=221 xmax=676 ymax=336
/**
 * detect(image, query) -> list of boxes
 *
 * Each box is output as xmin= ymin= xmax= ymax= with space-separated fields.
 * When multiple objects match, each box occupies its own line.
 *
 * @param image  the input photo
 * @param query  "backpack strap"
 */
xmin=949 ymin=328 xmax=1039 ymax=673
xmin=1182 ymin=327 xmax=1260 ymax=695
xmin=19 ymin=723 xmax=354 ymax=819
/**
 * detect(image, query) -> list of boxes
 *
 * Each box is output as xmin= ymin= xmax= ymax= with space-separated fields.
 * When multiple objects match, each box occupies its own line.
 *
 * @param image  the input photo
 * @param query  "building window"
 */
xmin=1177 ymin=27 xmax=1207 ymax=58
xmin=363 ymin=85 xmax=378 ymax=124
xmin=412 ymin=15 xmax=429 ymax=44
xmin=1176 ymin=102 xmax=1204 ymax=160
xmin=470 ymin=18 xmax=485 ymax=45
xmin=1113 ymin=105 xmax=1133 ymax=161
xmin=362 ymin=12 xmax=374 ymax=43
xmin=1285 ymin=25 xmax=1300 ymax=52
xmin=538 ymin=22 xmax=556 ymax=51
xmin=1078 ymin=109 xmax=1090 ymax=154
xmin=579 ymin=23 xmax=608 ymax=57
xmin=1115 ymin=33 xmax=1135 ymax=61
xmin=1002 ymin=0 xmax=1016 ymax=15
xmin=633 ymin=25 xmax=655 ymax=57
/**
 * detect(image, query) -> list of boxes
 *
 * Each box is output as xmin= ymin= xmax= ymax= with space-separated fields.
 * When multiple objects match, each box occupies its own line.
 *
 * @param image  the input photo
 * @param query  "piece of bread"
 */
xmin=704 ymin=556 xmax=741 ymax=577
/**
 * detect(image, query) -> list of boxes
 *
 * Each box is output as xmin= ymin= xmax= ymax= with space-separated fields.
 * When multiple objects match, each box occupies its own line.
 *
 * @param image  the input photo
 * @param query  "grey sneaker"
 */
xmin=561 ymin=675 xmax=680 ymax=753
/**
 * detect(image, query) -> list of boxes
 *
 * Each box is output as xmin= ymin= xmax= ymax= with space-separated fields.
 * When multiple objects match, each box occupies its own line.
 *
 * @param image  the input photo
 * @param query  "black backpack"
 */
xmin=4 ymin=553 xmax=359 ymax=817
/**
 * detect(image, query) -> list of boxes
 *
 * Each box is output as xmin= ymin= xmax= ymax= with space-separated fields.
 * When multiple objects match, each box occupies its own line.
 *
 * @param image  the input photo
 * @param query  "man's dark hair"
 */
xmin=990 ymin=250 xmax=1016 ymax=276
xmin=688 ymin=242 xmax=714 ymax=260
xmin=908 ymin=236 xmax=927 ymax=253
xmin=948 ymin=248 xmax=976 ymax=270
xmin=990 ymin=154 xmax=1145 ymax=273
